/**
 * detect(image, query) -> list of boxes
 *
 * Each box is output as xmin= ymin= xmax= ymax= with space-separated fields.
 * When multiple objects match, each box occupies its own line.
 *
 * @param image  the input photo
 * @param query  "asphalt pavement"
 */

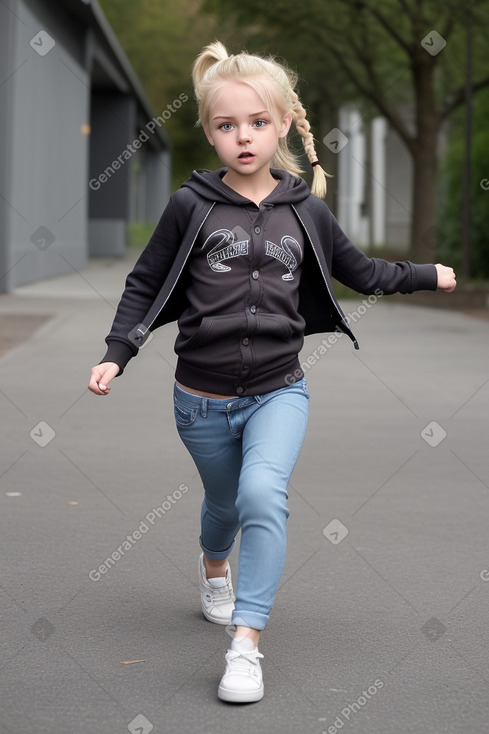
xmin=1 ymin=253 xmax=489 ymax=734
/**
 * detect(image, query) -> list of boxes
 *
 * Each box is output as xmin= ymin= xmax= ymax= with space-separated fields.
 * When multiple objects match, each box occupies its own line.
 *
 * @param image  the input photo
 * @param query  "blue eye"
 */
xmin=219 ymin=123 xmax=234 ymax=131
xmin=253 ymin=120 xmax=267 ymax=128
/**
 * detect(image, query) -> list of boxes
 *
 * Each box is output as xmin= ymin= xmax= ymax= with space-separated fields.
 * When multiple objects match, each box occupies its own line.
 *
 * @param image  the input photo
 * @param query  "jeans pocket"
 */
xmin=174 ymin=401 xmax=198 ymax=427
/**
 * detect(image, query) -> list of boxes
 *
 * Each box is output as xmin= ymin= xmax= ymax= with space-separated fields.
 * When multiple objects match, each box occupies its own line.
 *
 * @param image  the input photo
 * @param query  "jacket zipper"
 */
xmin=291 ymin=204 xmax=359 ymax=350
xmin=143 ymin=202 xmax=216 ymax=334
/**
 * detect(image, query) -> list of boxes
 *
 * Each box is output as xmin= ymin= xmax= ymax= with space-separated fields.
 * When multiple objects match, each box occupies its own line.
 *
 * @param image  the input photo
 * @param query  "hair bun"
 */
xmin=192 ymin=41 xmax=229 ymax=92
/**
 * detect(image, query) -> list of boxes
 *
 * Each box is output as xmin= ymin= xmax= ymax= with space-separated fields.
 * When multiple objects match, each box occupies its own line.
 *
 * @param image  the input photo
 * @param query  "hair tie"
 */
xmin=311 ymin=160 xmax=320 ymax=168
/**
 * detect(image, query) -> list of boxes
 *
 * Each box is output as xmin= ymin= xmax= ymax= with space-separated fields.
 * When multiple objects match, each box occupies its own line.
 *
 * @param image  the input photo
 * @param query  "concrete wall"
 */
xmin=1 ymin=0 xmax=89 ymax=290
xmin=0 ymin=0 xmax=171 ymax=292
xmin=140 ymin=149 xmax=172 ymax=223
xmin=88 ymin=92 xmax=135 ymax=256
xmin=337 ymin=107 xmax=369 ymax=247
xmin=384 ymin=123 xmax=413 ymax=250
xmin=335 ymin=105 xmax=412 ymax=252
xmin=0 ymin=0 xmax=15 ymax=292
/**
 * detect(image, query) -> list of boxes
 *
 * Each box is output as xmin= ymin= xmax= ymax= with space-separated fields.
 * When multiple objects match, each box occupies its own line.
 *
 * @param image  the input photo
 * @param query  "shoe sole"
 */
xmin=218 ymin=685 xmax=264 ymax=703
xmin=202 ymin=608 xmax=233 ymax=626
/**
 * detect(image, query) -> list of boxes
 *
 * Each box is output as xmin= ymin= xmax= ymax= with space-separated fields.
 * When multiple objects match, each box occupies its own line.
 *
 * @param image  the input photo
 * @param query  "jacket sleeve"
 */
xmin=329 ymin=212 xmax=438 ymax=295
xmin=99 ymin=197 xmax=182 ymax=373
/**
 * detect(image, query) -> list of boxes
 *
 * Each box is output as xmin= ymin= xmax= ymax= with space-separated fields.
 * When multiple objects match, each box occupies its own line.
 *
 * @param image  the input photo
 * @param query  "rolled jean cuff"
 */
xmin=232 ymin=610 xmax=269 ymax=631
xmin=199 ymin=536 xmax=235 ymax=560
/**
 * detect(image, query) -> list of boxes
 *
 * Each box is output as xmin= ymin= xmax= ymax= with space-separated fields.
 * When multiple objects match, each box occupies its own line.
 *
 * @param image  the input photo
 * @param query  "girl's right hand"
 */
xmin=88 ymin=362 xmax=120 ymax=395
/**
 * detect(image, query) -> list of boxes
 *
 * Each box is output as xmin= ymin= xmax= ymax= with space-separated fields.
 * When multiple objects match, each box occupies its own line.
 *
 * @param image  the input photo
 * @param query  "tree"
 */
xmin=202 ymin=0 xmax=489 ymax=261
xmin=99 ymin=0 xmax=223 ymax=189
xmin=438 ymin=89 xmax=489 ymax=279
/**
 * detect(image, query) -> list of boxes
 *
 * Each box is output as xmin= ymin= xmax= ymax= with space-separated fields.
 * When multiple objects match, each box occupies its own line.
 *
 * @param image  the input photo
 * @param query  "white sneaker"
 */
xmin=218 ymin=646 xmax=264 ymax=703
xmin=198 ymin=553 xmax=235 ymax=625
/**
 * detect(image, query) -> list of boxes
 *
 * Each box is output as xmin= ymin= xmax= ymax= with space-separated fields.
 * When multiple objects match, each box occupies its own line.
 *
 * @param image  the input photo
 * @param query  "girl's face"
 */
xmin=203 ymin=80 xmax=292 ymax=181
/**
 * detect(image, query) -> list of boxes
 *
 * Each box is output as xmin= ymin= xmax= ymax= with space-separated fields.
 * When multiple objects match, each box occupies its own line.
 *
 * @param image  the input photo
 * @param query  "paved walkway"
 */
xmin=1 ymin=255 xmax=488 ymax=734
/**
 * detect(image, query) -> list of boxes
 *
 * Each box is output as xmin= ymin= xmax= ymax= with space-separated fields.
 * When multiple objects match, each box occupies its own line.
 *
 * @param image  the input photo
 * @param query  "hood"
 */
xmin=181 ymin=168 xmax=311 ymax=205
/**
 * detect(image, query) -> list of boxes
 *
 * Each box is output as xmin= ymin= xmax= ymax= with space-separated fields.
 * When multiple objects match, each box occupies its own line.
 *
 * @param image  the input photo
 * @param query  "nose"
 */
xmin=237 ymin=125 xmax=252 ymax=144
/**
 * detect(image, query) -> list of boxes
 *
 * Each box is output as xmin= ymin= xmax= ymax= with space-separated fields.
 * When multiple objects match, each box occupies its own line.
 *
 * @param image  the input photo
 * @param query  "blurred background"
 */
xmin=1 ymin=0 xmax=488 ymax=295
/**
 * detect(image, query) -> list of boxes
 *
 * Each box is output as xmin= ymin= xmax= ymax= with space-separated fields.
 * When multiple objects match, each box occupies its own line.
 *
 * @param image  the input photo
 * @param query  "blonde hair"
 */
xmin=192 ymin=41 xmax=329 ymax=199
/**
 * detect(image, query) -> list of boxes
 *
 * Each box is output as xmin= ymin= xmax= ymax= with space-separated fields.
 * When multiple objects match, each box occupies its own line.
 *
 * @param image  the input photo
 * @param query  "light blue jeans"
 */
xmin=173 ymin=379 xmax=310 ymax=631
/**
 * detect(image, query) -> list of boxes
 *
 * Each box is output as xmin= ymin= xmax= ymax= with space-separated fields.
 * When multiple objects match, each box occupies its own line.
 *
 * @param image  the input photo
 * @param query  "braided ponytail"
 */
xmin=191 ymin=41 xmax=330 ymax=199
xmin=292 ymin=95 xmax=329 ymax=199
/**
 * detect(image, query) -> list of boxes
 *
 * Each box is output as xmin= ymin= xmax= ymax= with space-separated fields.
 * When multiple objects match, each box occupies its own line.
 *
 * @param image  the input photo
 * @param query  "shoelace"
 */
xmin=205 ymin=579 xmax=233 ymax=606
xmin=225 ymin=649 xmax=264 ymax=673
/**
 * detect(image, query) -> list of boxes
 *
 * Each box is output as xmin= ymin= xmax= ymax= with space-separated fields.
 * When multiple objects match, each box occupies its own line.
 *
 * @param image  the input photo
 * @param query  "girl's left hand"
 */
xmin=435 ymin=264 xmax=457 ymax=292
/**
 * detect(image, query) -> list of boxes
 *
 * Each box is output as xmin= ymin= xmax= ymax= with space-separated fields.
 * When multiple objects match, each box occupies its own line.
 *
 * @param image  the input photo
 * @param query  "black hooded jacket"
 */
xmin=101 ymin=168 xmax=438 ymax=395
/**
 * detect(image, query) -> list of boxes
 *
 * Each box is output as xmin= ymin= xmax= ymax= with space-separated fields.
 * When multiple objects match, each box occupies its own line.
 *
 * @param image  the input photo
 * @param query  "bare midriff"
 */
xmin=176 ymin=382 xmax=237 ymax=399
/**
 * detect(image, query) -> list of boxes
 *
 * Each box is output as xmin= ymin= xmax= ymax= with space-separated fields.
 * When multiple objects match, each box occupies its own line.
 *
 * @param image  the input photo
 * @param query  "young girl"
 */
xmin=88 ymin=41 xmax=456 ymax=704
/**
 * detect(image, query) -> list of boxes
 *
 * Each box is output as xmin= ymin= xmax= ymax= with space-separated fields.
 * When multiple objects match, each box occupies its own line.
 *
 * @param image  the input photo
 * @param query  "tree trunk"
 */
xmin=318 ymin=101 xmax=340 ymax=217
xmin=409 ymin=134 xmax=439 ymax=262
xmin=409 ymin=56 xmax=440 ymax=263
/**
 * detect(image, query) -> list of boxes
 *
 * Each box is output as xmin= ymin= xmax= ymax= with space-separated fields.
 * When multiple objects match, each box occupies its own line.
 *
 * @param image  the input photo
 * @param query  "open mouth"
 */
xmin=238 ymin=152 xmax=254 ymax=159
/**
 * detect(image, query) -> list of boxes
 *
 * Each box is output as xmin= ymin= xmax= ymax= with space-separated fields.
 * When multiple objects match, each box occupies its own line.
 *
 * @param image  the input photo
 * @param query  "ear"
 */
xmin=203 ymin=124 xmax=215 ymax=147
xmin=278 ymin=112 xmax=293 ymax=139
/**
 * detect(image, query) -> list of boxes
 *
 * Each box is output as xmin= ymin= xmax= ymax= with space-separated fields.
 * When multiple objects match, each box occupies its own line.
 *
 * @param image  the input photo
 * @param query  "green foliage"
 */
xmin=98 ymin=0 xmax=489 ymax=265
xmin=99 ymin=0 xmax=224 ymax=190
xmin=127 ymin=221 xmax=156 ymax=249
xmin=437 ymin=89 xmax=489 ymax=279
xmin=202 ymin=0 xmax=489 ymax=122
xmin=201 ymin=0 xmax=489 ymax=261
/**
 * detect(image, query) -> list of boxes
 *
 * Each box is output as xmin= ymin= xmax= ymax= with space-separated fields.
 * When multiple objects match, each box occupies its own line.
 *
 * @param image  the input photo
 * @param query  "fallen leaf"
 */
xmin=120 ymin=660 xmax=145 ymax=665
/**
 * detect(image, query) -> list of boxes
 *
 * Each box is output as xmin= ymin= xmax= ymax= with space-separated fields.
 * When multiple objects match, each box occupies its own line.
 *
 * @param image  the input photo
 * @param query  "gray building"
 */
xmin=335 ymin=106 xmax=413 ymax=252
xmin=0 ymin=0 xmax=171 ymax=293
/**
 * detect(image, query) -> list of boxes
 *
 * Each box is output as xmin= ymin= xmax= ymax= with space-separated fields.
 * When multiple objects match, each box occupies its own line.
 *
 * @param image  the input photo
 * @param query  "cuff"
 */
xmin=231 ymin=610 xmax=269 ymax=631
xmin=413 ymin=263 xmax=438 ymax=291
xmin=99 ymin=339 xmax=137 ymax=375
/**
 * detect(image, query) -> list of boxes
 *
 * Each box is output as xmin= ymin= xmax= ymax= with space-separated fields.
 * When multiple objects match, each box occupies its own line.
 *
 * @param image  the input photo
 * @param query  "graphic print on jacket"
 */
xmin=205 ymin=228 xmax=249 ymax=272
xmin=174 ymin=180 xmax=307 ymax=395
xmin=101 ymin=167 xmax=438 ymax=384
xmin=203 ymin=227 xmax=302 ymax=282
xmin=265 ymin=236 xmax=301 ymax=280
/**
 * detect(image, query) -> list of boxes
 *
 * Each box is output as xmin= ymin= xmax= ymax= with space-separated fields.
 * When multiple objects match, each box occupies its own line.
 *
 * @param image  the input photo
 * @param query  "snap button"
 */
xmin=226 ymin=402 xmax=233 ymax=410
xmin=252 ymin=270 xmax=259 ymax=280
xmin=254 ymin=226 xmax=261 ymax=234
xmin=242 ymin=337 xmax=250 ymax=346
xmin=236 ymin=386 xmax=244 ymax=394
xmin=250 ymin=305 xmax=256 ymax=314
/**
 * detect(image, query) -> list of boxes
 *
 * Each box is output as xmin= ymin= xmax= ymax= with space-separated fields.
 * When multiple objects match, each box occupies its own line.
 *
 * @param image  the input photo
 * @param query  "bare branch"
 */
xmin=441 ymin=75 xmax=489 ymax=119
xmin=325 ymin=20 xmax=417 ymax=150
xmin=328 ymin=43 xmax=416 ymax=152
xmin=440 ymin=7 xmax=456 ymax=42
xmin=367 ymin=6 xmax=413 ymax=56
xmin=394 ymin=0 xmax=416 ymax=21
